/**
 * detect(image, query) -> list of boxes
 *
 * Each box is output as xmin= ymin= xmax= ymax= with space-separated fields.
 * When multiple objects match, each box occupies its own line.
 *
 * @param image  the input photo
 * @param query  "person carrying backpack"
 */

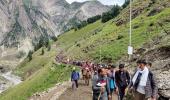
xmin=129 ymin=60 xmax=158 ymax=100
xmin=71 ymin=67 xmax=80 ymax=89
xmin=115 ymin=64 xmax=130 ymax=100
xmin=108 ymin=64 xmax=117 ymax=100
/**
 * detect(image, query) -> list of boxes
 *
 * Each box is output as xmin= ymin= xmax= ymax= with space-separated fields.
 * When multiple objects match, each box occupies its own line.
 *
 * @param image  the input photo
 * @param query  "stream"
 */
xmin=0 ymin=71 xmax=22 ymax=93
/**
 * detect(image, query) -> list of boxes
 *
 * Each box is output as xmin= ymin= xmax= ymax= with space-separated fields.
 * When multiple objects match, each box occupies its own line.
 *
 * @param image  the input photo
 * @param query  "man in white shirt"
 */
xmin=129 ymin=60 xmax=158 ymax=100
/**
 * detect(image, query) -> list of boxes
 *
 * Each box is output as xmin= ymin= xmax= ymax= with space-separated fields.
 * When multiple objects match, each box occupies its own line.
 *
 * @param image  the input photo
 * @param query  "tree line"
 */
xmin=72 ymin=0 xmax=130 ymax=30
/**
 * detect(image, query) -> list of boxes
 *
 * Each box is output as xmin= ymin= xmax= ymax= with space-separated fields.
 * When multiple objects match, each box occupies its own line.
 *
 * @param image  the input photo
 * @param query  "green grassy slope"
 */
xmin=13 ymin=21 xmax=104 ymax=80
xmin=0 ymin=0 xmax=170 ymax=99
xmin=56 ymin=8 xmax=170 ymax=63
xmin=0 ymin=19 xmax=103 ymax=100
xmin=0 ymin=63 xmax=73 ymax=100
xmin=14 ymin=47 xmax=56 ymax=80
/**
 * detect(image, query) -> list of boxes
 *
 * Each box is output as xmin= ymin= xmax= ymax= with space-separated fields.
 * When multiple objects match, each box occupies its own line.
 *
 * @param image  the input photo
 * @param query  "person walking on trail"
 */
xmin=92 ymin=68 xmax=110 ymax=100
xmin=82 ymin=62 xmax=88 ymax=80
xmin=108 ymin=64 xmax=117 ymax=100
xmin=129 ymin=60 xmax=158 ymax=100
xmin=115 ymin=64 xmax=130 ymax=100
xmin=71 ymin=67 xmax=80 ymax=89
xmin=85 ymin=68 xmax=91 ymax=86
xmin=82 ymin=67 xmax=86 ymax=80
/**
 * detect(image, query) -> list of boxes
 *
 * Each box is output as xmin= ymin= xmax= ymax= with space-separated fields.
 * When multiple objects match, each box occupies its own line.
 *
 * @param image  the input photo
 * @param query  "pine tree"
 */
xmin=41 ymin=48 xmax=45 ymax=55
xmin=28 ymin=51 xmax=33 ymax=61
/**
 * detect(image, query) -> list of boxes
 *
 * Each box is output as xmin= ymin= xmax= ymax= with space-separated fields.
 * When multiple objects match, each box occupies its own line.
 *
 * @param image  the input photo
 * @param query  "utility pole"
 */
xmin=128 ymin=0 xmax=133 ymax=66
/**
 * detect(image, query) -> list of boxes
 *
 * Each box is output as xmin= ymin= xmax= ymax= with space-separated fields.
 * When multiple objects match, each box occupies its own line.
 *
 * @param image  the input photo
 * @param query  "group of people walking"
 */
xmin=92 ymin=63 xmax=129 ymax=100
xmin=92 ymin=59 xmax=157 ymax=100
xmin=70 ymin=59 xmax=158 ymax=100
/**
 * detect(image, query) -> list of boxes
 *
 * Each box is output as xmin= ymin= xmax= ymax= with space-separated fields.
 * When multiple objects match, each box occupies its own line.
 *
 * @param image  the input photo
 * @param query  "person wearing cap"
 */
xmin=129 ymin=59 xmax=158 ymax=100
xmin=71 ymin=67 xmax=80 ymax=89
xmin=115 ymin=64 xmax=130 ymax=100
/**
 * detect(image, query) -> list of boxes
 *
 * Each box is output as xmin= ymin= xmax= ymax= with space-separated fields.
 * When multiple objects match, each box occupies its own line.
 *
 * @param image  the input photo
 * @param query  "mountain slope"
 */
xmin=0 ymin=0 xmax=110 ymax=53
xmin=73 ymin=1 xmax=110 ymax=20
xmin=0 ymin=0 xmax=110 ymax=76
xmin=54 ymin=0 xmax=170 ymax=63
xmin=0 ymin=0 xmax=170 ymax=99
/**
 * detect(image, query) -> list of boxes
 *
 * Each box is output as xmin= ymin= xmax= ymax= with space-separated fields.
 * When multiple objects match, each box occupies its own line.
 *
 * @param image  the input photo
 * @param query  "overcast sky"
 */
xmin=66 ymin=0 xmax=125 ymax=6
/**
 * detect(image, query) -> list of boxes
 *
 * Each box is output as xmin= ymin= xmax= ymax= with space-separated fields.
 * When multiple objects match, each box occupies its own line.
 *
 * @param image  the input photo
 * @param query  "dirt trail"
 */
xmin=30 ymin=79 xmax=119 ymax=100
xmin=30 ymin=82 xmax=70 ymax=100
xmin=58 ymin=79 xmax=118 ymax=100
xmin=58 ymin=80 xmax=92 ymax=100
xmin=29 ymin=80 xmax=92 ymax=100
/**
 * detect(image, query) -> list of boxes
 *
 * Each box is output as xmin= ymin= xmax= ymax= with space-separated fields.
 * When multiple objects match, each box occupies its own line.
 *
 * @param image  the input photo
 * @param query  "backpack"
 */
xmin=117 ymin=70 xmax=130 ymax=87
xmin=109 ymin=72 xmax=116 ymax=89
xmin=72 ymin=71 xmax=79 ymax=80
xmin=148 ymin=71 xmax=154 ymax=89
xmin=109 ymin=78 xmax=116 ymax=89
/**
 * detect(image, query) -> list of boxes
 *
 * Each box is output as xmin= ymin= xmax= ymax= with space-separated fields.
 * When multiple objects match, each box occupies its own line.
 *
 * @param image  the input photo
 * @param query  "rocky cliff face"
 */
xmin=0 ymin=0 xmax=110 ymax=53
xmin=72 ymin=1 xmax=110 ymax=20
xmin=124 ymin=35 xmax=170 ymax=99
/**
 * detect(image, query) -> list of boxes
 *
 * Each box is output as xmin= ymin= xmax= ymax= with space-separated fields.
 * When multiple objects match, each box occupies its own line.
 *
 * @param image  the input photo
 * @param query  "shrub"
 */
xmin=27 ymin=51 xmax=33 ymax=61
xmin=41 ymin=48 xmax=45 ymax=55
xmin=51 ymin=36 xmax=58 ymax=42
xmin=122 ymin=0 xmax=130 ymax=8
xmin=47 ymin=44 xmax=51 ymax=51
xmin=101 ymin=5 xmax=121 ymax=23
xmin=117 ymin=35 xmax=124 ymax=40
xmin=76 ymin=43 xmax=81 ymax=47
xmin=87 ymin=15 xmax=101 ymax=24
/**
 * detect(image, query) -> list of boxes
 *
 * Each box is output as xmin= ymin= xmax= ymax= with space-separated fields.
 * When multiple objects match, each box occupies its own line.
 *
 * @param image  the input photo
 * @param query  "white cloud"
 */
xmin=99 ymin=0 xmax=125 ymax=5
xmin=66 ymin=0 xmax=125 ymax=5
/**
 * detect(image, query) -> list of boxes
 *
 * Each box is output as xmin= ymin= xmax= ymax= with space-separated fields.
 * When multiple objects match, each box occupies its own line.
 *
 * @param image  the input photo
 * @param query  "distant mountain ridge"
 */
xmin=0 ymin=0 xmax=110 ymax=53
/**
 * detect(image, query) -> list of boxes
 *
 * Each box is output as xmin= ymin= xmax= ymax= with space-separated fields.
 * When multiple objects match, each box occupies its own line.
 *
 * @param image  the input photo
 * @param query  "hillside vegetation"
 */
xmin=0 ymin=0 xmax=170 ymax=99
xmin=56 ymin=0 xmax=170 ymax=63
